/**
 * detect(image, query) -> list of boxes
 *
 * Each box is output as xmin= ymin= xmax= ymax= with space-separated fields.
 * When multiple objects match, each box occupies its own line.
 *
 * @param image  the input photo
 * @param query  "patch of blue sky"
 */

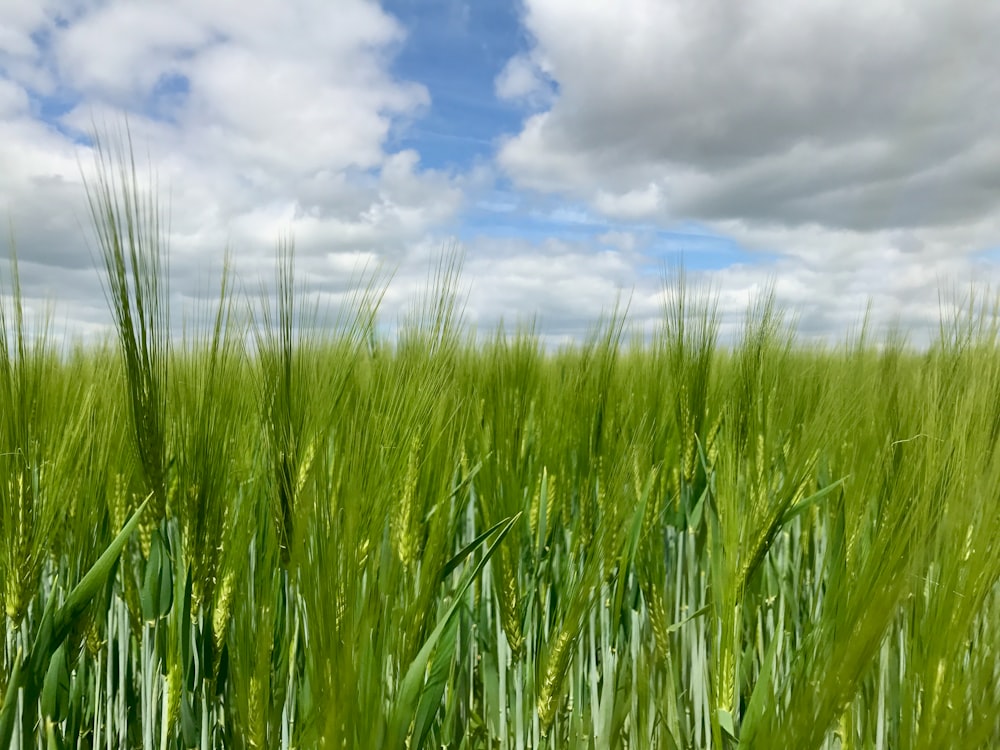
xmin=28 ymin=86 xmax=81 ymax=130
xmin=642 ymin=225 xmax=766 ymax=274
xmin=457 ymin=191 xmax=763 ymax=273
xmin=979 ymin=245 xmax=1000 ymax=263
xmin=145 ymin=71 xmax=190 ymax=125
xmin=458 ymin=190 xmax=605 ymax=240
xmin=382 ymin=0 xmax=528 ymax=170
xmin=23 ymin=25 xmax=89 ymax=144
xmin=26 ymin=68 xmax=189 ymax=145
xmin=455 ymin=214 xmax=608 ymax=244
xmin=29 ymin=94 xmax=90 ymax=146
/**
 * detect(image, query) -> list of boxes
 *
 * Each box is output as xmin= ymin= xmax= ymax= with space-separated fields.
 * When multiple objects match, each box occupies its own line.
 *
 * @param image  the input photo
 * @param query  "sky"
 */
xmin=2 ymin=0 xmax=1000 ymax=346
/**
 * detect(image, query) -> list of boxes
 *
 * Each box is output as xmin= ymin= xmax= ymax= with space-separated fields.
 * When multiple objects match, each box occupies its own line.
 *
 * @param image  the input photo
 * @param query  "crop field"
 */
xmin=2 ymin=140 xmax=1000 ymax=749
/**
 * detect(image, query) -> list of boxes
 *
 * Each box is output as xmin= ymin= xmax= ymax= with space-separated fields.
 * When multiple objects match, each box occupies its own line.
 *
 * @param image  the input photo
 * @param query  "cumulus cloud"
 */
xmin=495 ymin=53 xmax=556 ymax=108
xmin=495 ymin=0 xmax=1000 ymax=341
xmin=594 ymin=184 xmax=664 ymax=221
xmin=0 ymin=0 xmax=471 ymax=338
xmin=453 ymin=235 xmax=652 ymax=337
xmin=2 ymin=0 xmax=998 ymax=347
xmin=500 ymin=0 xmax=1000 ymax=227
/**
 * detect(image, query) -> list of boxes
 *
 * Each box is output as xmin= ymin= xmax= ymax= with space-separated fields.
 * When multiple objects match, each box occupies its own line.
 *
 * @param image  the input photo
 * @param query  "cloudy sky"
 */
xmin=2 ymin=0 xmax=999 ymax=345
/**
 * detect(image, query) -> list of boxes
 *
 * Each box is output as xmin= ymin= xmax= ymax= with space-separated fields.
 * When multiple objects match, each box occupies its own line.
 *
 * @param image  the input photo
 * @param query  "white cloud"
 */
xmin=0 ymin=0 xmax=470 ymax=340
xmin=56 ymin=3 xmax=211 ymax=101
xmin=597 ymin=231 xmax=639 ymax=254
xmin=493 ymin=0 xmax=1000 ymax=341
xmin=2 ymin=0 xmax=998 ymax=347
xmin=0 ymin=79 xmax=29 ymax=118
xmin=457 ymin=236 xmax=645 ymax=334
xmin=495 ymin=53 xmax=555 ymax=108
xmin=500 ymin=0 xmax=1000 ymax=225
xmin=594 ymin=184 xmax=663 ymax=221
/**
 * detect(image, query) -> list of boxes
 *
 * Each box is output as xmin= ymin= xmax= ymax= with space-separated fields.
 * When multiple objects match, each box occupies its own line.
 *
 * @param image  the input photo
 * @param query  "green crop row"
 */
xmin=1 ymin=133 xmax=998 ymax=748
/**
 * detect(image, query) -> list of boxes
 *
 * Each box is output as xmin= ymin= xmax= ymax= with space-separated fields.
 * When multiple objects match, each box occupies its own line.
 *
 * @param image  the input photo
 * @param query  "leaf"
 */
xmin=738 ymin=621 xmax=784 ymax=746
xmin=664 ymin=603 xmax=710 ymax=635
xmin=181 ymin=691 xmax=200 ymax=747
xmin=717 ymin=708 xmax=737 ymax=741
xmin=141 ymin=527 xmax=173 ymax=622
xmin=54 ymin=496 xmax=151 ymax=642
xmin=438 ymin=513 xmax=519 ymax=581
xmin=535 ymin=469 xmax=550 ymax=563
xmin=389 ymin=511 xmax=521 ymax=748
xmin=688 ymin=483 xmax=709 ymax=530
xmin=0 ymin=497 xmax=149 ymax=749
xmin=40 ymin=643 xmax=71 ymax=723
xmin=411 ymin=611 xmax=460 ymax=749
xmin=611 ymin=467 xmax=657 ymax=628
xmin=0 ymin=648 xmax=25 ymax=745
xmin=45 ymin=719 xmax=67 ymax=750
xmin=780 ymin=477 xmax=846 ymax=526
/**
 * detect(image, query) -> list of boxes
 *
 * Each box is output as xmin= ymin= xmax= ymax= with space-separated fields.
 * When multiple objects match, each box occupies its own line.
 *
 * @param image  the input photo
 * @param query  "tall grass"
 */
xmin=1 ymin=137 xmax=999 ymax=748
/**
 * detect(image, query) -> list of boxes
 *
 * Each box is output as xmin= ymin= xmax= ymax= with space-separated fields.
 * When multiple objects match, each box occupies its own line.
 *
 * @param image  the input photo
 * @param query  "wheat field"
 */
xmin=1 ymin=136 xmax=998 ymax=749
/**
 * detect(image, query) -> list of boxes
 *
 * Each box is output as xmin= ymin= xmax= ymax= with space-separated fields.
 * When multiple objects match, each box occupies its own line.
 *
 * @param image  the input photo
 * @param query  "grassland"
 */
xmin=1 ymin=137 xmax=999 ymax=748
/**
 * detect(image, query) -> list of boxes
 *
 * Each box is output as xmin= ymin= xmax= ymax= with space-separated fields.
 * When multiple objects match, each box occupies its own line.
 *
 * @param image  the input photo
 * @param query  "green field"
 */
xmin=2 ymin=139 xmax=999 ymax=748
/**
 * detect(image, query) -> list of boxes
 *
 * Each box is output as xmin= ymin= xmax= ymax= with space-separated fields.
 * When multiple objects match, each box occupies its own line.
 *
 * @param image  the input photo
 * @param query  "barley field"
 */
xmin=1 ymin=139 xmax=999 ymax=749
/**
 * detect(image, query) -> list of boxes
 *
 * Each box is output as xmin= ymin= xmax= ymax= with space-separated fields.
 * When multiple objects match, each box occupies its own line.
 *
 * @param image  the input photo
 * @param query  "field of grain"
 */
xmin=1 ymin=139 xmax=998 ymax=749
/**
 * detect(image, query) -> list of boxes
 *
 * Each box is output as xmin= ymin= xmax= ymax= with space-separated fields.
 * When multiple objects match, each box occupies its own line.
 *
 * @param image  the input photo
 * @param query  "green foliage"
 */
xmin=1 ymin=135 xmax=999 ymax=749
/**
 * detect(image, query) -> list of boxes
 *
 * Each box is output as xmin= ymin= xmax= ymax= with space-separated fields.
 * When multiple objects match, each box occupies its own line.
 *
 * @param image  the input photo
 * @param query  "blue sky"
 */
xmin=1 ymin=0 xmax=999 ymax=343
xmin=383 ymin=0 xmax=525 ymax=169
xmin=376 ymin=0 xmax=751 ymax=274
